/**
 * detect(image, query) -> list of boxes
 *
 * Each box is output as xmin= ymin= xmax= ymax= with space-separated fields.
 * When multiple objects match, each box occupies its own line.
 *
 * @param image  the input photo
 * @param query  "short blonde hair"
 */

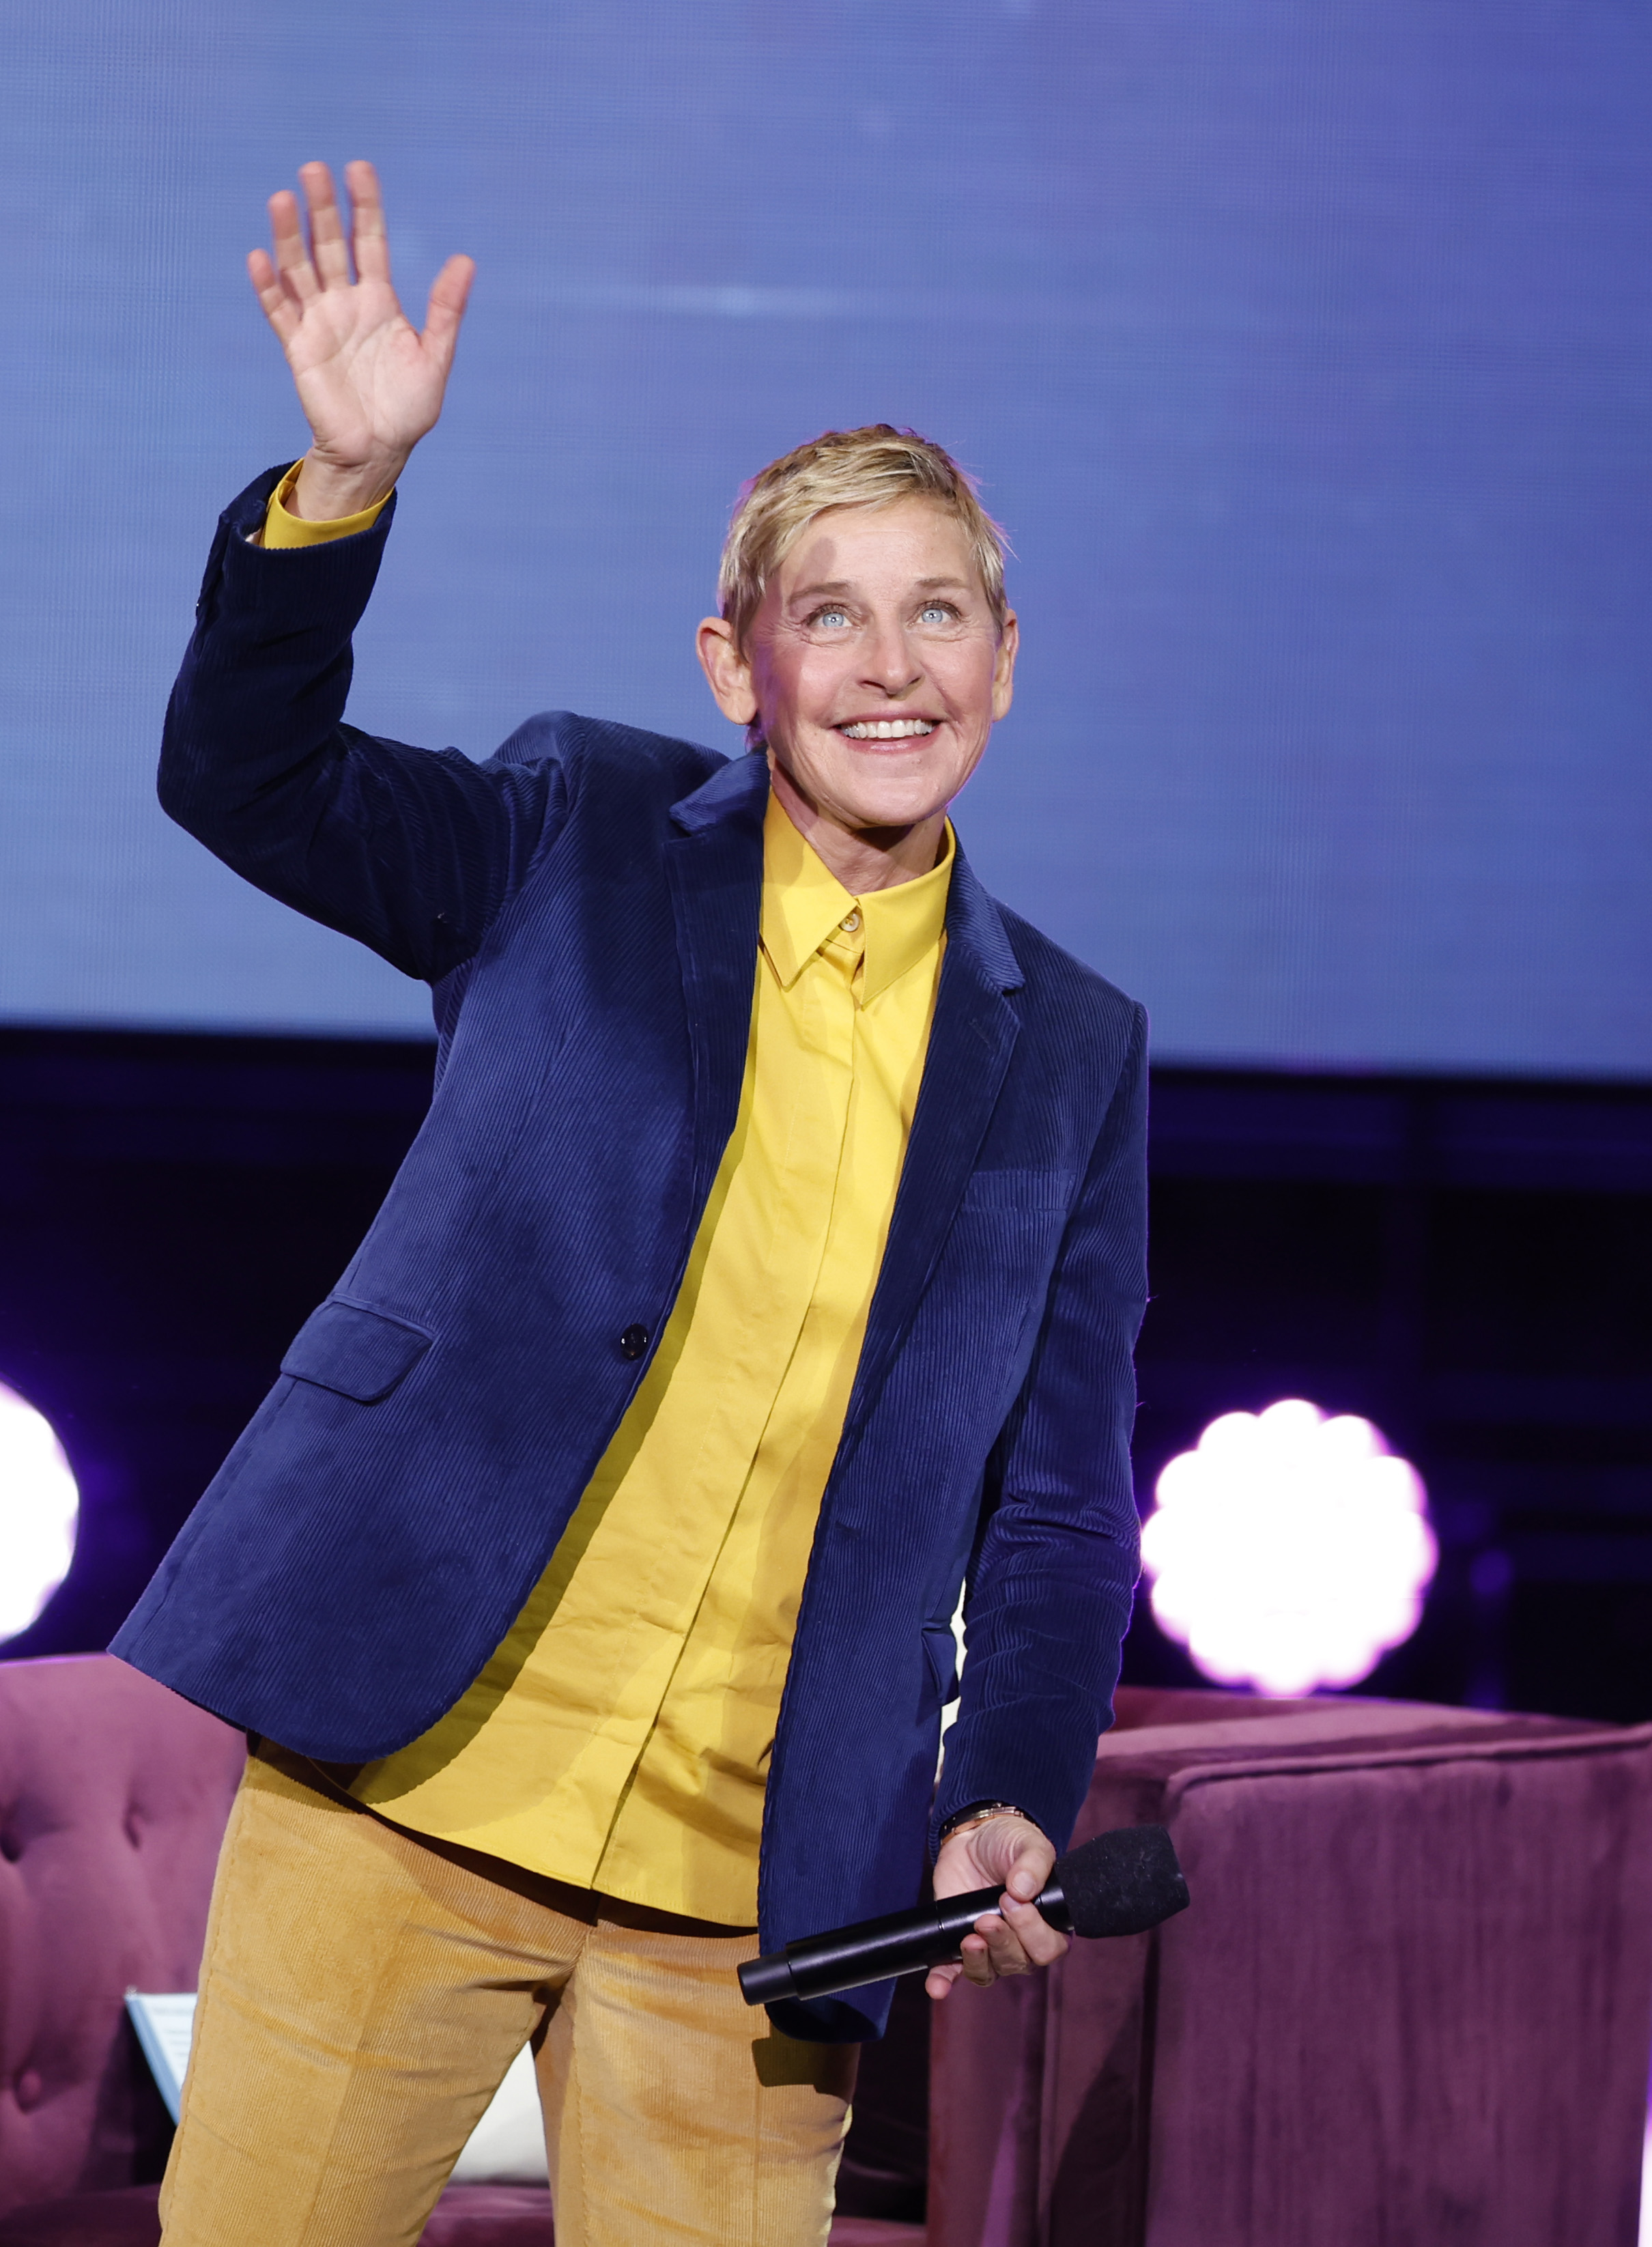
xmin=718 ymin=425 xmax=1010 ymax=650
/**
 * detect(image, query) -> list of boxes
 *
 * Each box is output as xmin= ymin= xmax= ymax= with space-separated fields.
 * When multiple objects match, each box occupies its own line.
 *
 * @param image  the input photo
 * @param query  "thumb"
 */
xmin=985 ymin=1822 xmax=1053 ymax=1900
xmin=422 ymin=255 xmax=476 ymax=369
xmin=1006 ymin=1852 xmax=1046 ymax=1902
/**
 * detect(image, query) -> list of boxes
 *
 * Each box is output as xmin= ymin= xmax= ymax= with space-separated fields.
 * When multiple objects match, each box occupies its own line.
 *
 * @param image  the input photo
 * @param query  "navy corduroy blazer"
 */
xmin=112 ymin=468 xmax=1148 ymax=2039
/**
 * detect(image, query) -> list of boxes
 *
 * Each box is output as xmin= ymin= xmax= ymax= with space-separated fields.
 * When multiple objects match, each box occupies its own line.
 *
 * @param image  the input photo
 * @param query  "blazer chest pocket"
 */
xmin=960 ymin=1168 xmax=1077 ymax=1217
xmin=281 ymin=1299 xmax=435 ymax=1404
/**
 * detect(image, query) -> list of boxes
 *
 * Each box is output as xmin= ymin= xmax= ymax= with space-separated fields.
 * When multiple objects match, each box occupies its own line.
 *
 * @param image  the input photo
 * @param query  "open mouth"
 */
xmin=838 ymin=718 xmax=937 ymax=741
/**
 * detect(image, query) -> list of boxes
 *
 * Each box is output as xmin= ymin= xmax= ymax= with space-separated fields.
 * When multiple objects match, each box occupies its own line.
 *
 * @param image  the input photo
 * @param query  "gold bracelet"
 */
xmin=938 ymin=1800 xmax=1034 ymax=1843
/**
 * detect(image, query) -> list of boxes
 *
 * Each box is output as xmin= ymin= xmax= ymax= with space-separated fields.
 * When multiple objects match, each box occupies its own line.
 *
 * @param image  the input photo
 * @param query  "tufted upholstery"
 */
xmin=0 ymin=1657 xmax=244 ymax=2220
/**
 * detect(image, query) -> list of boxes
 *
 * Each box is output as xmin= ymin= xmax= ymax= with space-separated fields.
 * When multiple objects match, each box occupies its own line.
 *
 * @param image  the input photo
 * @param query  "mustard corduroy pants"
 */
xmin=158 ymin=1749 xmax=857 ymax=2247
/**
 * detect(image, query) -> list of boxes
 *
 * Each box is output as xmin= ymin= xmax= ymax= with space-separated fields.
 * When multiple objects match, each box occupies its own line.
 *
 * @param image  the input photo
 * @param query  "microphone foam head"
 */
xmin=1057 ymin=1824 xmax=1189 ymax=1938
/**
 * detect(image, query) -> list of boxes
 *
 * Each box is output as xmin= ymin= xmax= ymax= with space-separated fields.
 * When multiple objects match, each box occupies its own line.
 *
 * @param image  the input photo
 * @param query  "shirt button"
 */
xmin=618 ymin=1324 xmax=649 ymax=1361
xmin=839 ymin=909 xmax=861 ymax=933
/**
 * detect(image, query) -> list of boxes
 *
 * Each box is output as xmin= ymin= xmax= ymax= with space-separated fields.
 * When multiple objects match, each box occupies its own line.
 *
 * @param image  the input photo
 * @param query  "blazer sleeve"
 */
xmin=158 ymin=466 xmax=569 ymax=983
xmin=934 ymin=1001 xmax=1150 ymax=1853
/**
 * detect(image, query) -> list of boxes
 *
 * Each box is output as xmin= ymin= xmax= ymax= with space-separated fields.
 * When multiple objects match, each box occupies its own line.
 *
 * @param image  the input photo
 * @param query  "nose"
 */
xmin=860 ymin=617 xmax=924 ymax=700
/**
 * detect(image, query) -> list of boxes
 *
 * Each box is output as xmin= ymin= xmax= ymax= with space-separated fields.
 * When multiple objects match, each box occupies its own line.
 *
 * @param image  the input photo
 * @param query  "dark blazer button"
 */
xmin=618 ymin=1324 xmax=649 ymax=1361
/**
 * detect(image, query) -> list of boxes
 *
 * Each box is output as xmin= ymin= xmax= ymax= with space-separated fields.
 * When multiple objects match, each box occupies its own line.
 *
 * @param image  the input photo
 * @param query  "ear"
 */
xmin=991 ymin=610 xmax=1020 ymax=722
xmin=696 ymin=617 xmax=759 ymax=726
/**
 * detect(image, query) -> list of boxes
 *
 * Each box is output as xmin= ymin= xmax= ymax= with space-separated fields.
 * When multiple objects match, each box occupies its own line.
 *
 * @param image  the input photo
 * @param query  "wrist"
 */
xmin=937 ymin=1800 xmax=1038 ymax=1846
xmin=289 ymin=449 xmax=405 ymax=523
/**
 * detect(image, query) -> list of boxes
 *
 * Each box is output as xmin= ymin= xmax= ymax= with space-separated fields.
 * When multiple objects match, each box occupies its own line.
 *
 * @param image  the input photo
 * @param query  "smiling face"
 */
xmin=698 ymin=496 xmax=1019 ymax=890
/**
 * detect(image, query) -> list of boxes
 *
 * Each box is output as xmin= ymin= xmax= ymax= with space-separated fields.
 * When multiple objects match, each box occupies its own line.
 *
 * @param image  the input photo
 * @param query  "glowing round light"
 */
xmin=1140 ymin=1398 xmax=1436 ymax=1697
xmin=0 ymin=1381 xmax=79 ymax=1641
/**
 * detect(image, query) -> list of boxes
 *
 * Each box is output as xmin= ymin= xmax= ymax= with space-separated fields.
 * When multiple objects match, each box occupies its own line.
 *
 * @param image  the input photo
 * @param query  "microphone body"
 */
xmin=739 ymin=1823 xmax=1187 ymax=2008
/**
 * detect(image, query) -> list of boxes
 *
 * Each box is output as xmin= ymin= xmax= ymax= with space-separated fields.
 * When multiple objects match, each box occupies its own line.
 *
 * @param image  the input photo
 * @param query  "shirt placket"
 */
xmin=589 ymin=915 xmax=864 ymax=1896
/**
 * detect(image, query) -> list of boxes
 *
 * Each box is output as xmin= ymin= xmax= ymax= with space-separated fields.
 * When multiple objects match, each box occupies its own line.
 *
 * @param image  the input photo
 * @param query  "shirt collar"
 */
xmin=760 ymin=791 xmax=954 ymax=1006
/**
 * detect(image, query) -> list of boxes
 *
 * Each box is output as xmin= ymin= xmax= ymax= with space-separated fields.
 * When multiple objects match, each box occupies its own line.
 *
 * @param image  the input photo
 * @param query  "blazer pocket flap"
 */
xmin=280 ymin=1299 xmax=434 ymax=1404
xmin=960 ymin=1168 xmax=1078 ymax=1213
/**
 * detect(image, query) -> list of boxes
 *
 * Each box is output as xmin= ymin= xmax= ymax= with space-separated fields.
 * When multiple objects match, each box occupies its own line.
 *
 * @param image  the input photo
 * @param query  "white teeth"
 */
xmin=840 ymin=719 xmax=937 ymax=740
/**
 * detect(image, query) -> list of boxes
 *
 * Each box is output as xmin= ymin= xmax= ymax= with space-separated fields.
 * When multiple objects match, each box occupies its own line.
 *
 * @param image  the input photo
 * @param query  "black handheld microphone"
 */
xmin=738 ymin=1823 xmax=1188 ymax=2007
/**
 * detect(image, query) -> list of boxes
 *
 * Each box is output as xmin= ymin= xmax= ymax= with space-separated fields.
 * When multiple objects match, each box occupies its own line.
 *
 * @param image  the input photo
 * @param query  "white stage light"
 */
xmin=1141 ymin=1399 xmax=1436 ymax=1697
xmin=0 ymin=1381 xmax=79 ymax=1641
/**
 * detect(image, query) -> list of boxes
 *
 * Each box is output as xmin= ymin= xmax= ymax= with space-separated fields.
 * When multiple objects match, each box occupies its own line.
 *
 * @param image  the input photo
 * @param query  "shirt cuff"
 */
xmin=257 ymin=462 xmax=393 ymax=549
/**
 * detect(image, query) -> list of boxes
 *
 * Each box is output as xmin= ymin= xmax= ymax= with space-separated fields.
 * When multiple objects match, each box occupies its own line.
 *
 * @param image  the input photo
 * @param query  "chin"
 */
xmin=778 ymin=735 xmax=966 ymax=833
xmin=828 ymin=761 xmax=956 ymax=819
xmin=834 ymin=790 xmax=945 ymax=834
xmin=871 ymin=809 xmax=945 ymax=836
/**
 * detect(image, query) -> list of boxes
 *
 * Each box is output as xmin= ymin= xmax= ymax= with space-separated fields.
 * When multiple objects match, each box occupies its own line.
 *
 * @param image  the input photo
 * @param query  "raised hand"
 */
xmin=248 ymin=160 xmax=474 ymax=522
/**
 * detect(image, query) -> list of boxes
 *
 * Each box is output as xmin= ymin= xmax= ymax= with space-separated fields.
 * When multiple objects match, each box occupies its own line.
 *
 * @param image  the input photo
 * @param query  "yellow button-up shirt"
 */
xmin=262 ymin=472 xmax=952 ymax=1925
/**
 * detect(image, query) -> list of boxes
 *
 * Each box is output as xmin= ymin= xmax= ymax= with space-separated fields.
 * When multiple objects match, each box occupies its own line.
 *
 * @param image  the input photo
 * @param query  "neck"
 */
xmin=766 ymin=757 xmax=946 ymax=894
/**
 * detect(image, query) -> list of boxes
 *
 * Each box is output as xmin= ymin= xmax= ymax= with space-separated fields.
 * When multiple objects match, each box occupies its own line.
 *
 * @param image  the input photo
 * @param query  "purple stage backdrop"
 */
xmin=0 ymin=0 xmax=1647 ymax=1074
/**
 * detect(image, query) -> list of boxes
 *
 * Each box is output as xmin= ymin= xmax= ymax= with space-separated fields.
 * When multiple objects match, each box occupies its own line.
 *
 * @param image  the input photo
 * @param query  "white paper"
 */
xmin=124 ymin=1991 xmax=198 ymax=2123
xmin=448 ymin=2045 xmax=548 ymax=2184
xmin=125 ymin=1992 xmax=549 ymax=2183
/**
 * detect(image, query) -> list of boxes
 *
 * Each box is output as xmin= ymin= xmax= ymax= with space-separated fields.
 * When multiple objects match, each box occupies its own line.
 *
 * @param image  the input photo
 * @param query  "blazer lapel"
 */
xmin=840 ymin=846 xmax=1024 ymax=1447
xmin=665 ymin=752 xmax=771 ymax=1212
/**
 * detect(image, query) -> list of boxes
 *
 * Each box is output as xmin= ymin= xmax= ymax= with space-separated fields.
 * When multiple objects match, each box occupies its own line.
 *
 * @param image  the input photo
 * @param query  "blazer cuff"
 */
xmin=194 ymin=468 xmax=399 ymax=639
xmin=258 ymin=461 xmax=394 ymax=549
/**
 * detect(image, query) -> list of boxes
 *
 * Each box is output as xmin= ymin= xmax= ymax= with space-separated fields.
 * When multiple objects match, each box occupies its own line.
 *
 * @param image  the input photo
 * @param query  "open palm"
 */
xmin=249 ymin=160 xmax=474 ymax=516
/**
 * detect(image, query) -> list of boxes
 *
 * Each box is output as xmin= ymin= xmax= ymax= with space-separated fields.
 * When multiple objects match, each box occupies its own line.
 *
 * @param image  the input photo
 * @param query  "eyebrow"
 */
xmin=788 ymin=574 xmax=975 ymax=602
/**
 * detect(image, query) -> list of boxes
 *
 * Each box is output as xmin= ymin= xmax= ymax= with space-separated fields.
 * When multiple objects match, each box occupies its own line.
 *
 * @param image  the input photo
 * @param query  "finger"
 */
xmin=268 ymin=188 xmax=319 ymax=304
xmin=1005 ymin=1854 xmax=1054 ymax=1903
xmin=960 ymin=1925 xmax=999 ymax=1987
xmin=999 ymin=1893 xmax=1069 ymax=1967
xmin=345 ymin=160 xmax=391 ymax=284
xmin=974 ymin=1904 xmax=1067 ymax=1977
xmin=924 ymin=1960 xmax=963 ymax=2001
xmin=421 ymin=255 xmax=476 ymax=373
xmin=299 ymin=161 xmax=352 ymax=289
xmin=246 ymin=248 xmax=300 ymax=345
xmin=990 ymin=1828 xmax=1055 ymax=1902
xmin=967 ymin=1910 xmax=1029 ymax=1979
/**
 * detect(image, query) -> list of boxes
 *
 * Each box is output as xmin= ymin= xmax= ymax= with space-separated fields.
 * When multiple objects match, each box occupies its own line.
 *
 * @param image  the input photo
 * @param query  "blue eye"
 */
xmin=918 ymin=604 xmax=954 ymax=624
xmin=814 ymin=607 xmax=851 ymax=630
